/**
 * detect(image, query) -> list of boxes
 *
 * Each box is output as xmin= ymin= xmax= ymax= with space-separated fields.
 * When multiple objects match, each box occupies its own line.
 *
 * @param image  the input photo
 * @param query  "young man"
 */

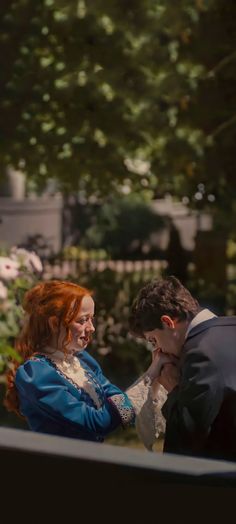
xmin=130 ymin=276 xmax=236 ymax=461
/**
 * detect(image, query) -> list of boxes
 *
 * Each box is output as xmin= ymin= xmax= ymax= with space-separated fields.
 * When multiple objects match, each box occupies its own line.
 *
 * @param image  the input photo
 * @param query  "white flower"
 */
xmin=29 ymin=252 xmax=43 ymax=273
xmin=0 ymin=281 xmax=8 ymax=300
xmin=10 ymin=247 xmax=43 ymax=273
xmin=124 ymin=158 xmax=150 ymax=175
xmin=0 ymin=257 xmax=19 ymax=280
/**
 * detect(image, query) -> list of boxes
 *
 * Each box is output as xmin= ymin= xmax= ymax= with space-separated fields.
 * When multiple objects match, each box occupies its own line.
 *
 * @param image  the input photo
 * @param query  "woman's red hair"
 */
xmin=4 ymin=280 xmax=92 ymax=416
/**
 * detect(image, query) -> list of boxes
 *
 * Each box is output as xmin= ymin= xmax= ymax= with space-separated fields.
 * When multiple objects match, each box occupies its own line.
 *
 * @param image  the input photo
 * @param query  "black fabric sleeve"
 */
xmin=161 ymin=348 xmax=224 ymax=455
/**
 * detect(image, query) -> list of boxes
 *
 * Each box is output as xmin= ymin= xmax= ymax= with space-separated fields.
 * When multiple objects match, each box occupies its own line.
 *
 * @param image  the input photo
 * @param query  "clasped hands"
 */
xmin=145 ymin=348 xmax=180 ymax=393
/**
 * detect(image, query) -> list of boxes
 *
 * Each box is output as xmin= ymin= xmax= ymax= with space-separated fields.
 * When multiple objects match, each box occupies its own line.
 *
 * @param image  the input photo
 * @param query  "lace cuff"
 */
xmin=127 ymin=378 xmax=167 ymax=450
xmin=107 ymin=394 xmax=135 ymax=427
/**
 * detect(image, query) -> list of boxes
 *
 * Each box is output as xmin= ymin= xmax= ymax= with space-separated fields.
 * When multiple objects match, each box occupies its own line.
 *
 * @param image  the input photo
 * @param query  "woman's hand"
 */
xmin=157 ymin=363 xmax=180 ymax=392
xmin=144 ymin=350 xmax=174 ymax=384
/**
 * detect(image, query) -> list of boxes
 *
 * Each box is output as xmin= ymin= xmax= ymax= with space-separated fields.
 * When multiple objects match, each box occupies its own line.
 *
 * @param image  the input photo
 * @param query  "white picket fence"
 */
xmin=43 ymin=258 xmax=168 ymax=280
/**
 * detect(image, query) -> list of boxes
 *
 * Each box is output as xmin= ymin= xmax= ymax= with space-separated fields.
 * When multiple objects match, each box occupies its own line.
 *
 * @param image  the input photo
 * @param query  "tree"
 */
xmin=0 ymin=0 xmax=161 ymax=195
xmin=1 ymin=0 xmax=236 ymax=224
xmin=146 ymin=0 xmax=236 ymax=228
xmin=77 ymin=193 xmax=165 ymax=258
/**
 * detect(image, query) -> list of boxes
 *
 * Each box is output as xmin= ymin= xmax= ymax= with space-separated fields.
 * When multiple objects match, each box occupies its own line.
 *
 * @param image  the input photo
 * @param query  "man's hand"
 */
xmin=157 ymin=363 xmax=180 ymax=393
xmin=144 ymin=348 xmax=176 ymax=387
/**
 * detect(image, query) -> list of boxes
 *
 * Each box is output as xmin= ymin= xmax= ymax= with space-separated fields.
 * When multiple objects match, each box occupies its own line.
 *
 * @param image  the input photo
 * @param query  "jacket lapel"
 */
xmin=186 ymin=316 xmax=236 ymax=341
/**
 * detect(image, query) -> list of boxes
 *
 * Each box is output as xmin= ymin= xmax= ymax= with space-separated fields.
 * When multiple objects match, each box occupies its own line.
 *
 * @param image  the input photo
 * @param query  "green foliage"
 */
xmin=0 ymin=248 xmax=42 ymax=378
xmin=0 ymin=341 xmax=21 ymax=375
xmin=77 ymin=194 xmax=165 ymax=258
xmin=1 ymin=0 xmax=236 ymax=221
xmin=0 ymin=0 xmax=160 ymax=196
xmin=61 ymin=246 xmax=109 ymax=261
xmin=147 ymin=0 xmax=236 ymax=225
xmin=227 ymin=240 xmax=236 ymax=263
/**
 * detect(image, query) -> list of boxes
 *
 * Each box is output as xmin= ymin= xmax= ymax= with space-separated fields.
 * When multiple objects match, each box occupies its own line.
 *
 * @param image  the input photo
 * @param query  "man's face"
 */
xmin=144 ymin=316 xmax=185 ymax=357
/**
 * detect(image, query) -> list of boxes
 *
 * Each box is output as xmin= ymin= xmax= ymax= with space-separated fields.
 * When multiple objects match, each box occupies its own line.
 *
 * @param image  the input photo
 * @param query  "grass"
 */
xmin=105 ymin=426 xmax=164 ymax=452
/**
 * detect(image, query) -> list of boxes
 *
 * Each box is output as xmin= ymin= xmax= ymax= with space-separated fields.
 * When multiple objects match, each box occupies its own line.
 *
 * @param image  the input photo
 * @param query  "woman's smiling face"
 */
xmin=67 ymin=295 xmax=95 ymax=351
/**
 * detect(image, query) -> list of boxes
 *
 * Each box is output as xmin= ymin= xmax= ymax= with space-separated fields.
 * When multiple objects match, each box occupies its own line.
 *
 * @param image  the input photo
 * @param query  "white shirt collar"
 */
xmin=185 ymin=308 xmax=217 ymax=339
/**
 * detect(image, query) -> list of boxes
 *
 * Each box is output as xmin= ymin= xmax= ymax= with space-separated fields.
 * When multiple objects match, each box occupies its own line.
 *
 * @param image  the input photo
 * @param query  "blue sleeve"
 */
xmin=80 ymin=352 xmax=135 ymax=426
xmin=81 ymin=351 xmax=126 ymax=397
xmin=15 ymin=359 xmax=133 ymax=439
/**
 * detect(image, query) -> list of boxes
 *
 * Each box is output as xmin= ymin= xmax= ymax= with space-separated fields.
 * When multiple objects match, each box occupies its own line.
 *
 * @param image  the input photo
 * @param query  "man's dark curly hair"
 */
xmin=129 ymin=276 xmax=200 ymax=337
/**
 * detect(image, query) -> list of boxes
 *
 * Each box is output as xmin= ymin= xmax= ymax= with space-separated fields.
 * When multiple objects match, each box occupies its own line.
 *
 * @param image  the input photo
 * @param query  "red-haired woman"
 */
xmin=5 ymin=280 xmax=136 ymax=442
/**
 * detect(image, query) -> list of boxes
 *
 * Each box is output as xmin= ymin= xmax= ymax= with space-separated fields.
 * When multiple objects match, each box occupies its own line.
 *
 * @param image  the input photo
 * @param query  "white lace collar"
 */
xmin=42 ymin=347 xmax=101 ymax=408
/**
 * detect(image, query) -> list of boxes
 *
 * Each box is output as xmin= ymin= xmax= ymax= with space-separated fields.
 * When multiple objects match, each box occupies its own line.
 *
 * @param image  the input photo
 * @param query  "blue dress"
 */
xmin=15 ymin=350 xmax=135 ymax=442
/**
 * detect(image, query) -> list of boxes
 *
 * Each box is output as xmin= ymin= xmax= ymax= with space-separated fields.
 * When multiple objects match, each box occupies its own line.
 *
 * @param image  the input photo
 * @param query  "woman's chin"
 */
xmin=77 ymin=339 xmax=89 ymax=350
xmin=67 ymin=341 xmax=87 ymax=352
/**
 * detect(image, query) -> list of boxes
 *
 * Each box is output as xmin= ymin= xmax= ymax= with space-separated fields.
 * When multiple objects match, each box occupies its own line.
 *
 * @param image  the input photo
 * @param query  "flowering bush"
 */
xmin=0 ymin=247 xmax=43 ymax=379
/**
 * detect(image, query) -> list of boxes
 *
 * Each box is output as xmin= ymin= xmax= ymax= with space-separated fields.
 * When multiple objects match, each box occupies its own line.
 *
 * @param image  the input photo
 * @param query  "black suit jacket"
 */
xmin=162 ymin=316 xmax=236 ymax=461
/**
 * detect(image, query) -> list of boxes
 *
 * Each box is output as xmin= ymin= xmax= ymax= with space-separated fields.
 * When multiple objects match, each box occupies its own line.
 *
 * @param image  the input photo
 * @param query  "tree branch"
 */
xmin=211 ymin=114 xmax=236 ymax=139
xmin=208 ymin=50 xmax=236 ymax=78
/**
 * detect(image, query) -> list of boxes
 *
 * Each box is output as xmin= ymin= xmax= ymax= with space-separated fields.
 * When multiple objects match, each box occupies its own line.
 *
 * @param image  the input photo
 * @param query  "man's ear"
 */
xmin=161 ymin=315 xmax=175 ymax=329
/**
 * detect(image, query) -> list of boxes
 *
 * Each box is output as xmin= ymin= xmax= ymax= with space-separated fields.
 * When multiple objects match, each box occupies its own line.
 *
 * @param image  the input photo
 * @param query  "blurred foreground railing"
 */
xmin=0 ymin=426 xmax=235 ymax=522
